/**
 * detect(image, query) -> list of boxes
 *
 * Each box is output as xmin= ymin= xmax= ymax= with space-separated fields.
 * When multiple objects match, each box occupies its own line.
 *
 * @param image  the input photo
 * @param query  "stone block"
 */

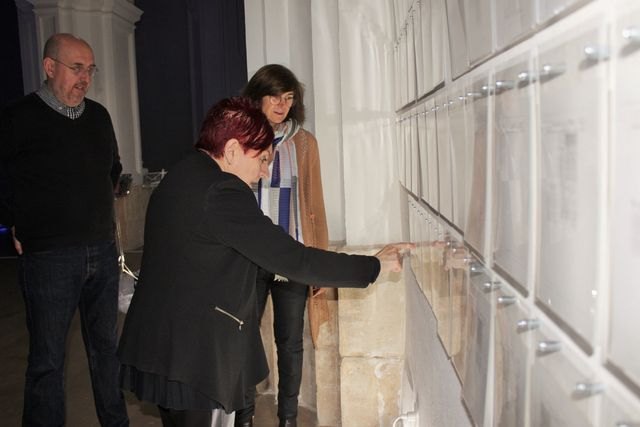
xmin=338 ymin=247 xmax=406 ymax=357
xmin=340 ymin=357 xmax=402 ymax=427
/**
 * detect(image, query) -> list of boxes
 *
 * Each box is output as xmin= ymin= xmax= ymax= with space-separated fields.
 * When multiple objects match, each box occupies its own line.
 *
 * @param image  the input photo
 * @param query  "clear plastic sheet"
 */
xmin=491 ymin=54 xmax=533 ymax=291
xmin=461 ymin=266 xmax=493 ymax=426
xmin=536 ymin=20 xmax=605 ymax=351
xmin=530 ymin=328 xmax=599 ymax=426
xmin=405 ymin=261 xmax=472 ymax=427
xmin=607 ymin=2 xmax=640 ymax=394
xmin=493 ymin=297 xmax=531 ymax=427
xmin=464 ymin=74 xmax=490 ymax=257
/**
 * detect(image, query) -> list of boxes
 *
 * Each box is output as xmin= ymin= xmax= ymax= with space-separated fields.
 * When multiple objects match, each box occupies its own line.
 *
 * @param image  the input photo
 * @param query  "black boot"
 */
xmin=279 ymin=418 xmax=296 ymax=427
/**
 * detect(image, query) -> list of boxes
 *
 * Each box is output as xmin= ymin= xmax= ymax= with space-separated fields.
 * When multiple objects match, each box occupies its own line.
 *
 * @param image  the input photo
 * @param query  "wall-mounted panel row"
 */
xmin=394 ymin=0 xmax=596 ymax=108
xmin=398 ymin=0 xmax=640 ymax=425
xmin=406 ymin=199 xmax=640 ymax=425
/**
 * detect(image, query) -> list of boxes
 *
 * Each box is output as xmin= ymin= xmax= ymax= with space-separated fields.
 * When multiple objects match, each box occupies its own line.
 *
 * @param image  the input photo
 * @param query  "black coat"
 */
xmin=117 ymin=150 xmax=380 ymax=411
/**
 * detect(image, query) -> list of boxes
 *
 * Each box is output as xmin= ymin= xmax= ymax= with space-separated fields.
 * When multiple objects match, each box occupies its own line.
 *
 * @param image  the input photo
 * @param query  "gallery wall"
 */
xmin=396 ymin=0 xmax=640 ymax=424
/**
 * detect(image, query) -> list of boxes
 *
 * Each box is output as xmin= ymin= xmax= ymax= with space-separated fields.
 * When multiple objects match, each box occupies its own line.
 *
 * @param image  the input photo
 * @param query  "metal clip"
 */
xmin=572 ymin=382 xmax=604 ymax=399
xmin=469 ymin=261 xmax=483 ymax=273
xmin=495 ymin=80 xmax=515 ymax=92
xmin=497 ymin=295 xmax=516 ymax=306
xmin=540 ymin=63 xmax=566 ymax=78
xmin=482 ymin=281 xmax=501 ymax=292
xmin=622 ymin=26 xmax=640 ymax=44
xmin=537 ymin=340 xmax=562 ymax=355
xmin=516 ymin=318 xmax=540 ymax=332
xmin=583 ymin=44 xmax=610 ymax=61
xmin=517 ymin=70 xmax=536 ymax=82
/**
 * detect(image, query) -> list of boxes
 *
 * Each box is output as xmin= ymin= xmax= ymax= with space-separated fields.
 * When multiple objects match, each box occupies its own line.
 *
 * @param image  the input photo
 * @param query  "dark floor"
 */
xmin=0 ymin=253 xmax=318 ymax=426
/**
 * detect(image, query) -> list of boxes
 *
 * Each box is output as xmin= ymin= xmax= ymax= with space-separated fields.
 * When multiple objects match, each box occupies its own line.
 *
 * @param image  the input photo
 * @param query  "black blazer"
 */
xmin=117 ymin=150 xmax=380 ymax=411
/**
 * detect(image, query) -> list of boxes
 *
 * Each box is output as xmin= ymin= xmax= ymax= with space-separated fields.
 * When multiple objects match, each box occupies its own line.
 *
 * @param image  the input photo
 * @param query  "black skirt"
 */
xmin=120 ymin=364 xmax=224 ymax=411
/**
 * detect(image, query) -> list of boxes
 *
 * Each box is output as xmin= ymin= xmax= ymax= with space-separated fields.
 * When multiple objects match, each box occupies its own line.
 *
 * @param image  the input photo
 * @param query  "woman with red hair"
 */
xmin=117 ymin=96 xmax=410 ymax=427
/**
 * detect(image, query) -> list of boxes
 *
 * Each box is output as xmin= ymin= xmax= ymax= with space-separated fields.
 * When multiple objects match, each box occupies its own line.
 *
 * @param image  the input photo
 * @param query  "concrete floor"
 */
xmin=0 ymin=253 xmax=318 ymax=427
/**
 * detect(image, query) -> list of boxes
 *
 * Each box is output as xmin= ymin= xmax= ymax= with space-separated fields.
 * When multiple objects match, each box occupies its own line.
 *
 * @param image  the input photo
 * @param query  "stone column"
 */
xmin=15 ymin=0 xmax=40 ymax=94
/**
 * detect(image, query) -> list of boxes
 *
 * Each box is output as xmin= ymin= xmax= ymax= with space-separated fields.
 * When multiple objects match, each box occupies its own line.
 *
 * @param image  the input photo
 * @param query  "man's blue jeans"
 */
xmin=19 ymin=241 xmax=128 ymax=426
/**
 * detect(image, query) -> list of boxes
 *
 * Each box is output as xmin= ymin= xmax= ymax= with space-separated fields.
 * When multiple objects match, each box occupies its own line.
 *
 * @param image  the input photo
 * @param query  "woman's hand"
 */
xmin=375 ymin=242 xmax=415 ymax=274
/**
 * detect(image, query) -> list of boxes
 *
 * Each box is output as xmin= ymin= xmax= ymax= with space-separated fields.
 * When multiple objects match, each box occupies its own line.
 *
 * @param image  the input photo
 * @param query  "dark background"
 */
xmin=1 ymin=1 xmax=25 ymax=109
xmin=134 ymin=0 xmax=248 ymax=171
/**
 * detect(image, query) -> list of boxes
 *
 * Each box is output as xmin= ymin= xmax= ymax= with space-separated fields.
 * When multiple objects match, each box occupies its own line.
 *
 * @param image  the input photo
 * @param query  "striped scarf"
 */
xmin=255 ymin=119 xmax=303 ymax=243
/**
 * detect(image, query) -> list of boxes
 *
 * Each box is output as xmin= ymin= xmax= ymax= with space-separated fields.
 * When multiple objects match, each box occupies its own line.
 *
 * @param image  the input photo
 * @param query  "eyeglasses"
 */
xmin=268 ymin=94 xmax=295 ymax=106
xmin=51 ymin=58 xmax=98 ymax=77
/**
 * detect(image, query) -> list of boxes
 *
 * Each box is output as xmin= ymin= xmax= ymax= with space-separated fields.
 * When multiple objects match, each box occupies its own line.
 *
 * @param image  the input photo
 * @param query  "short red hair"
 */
xmin=195 ymin=97 xmax=273 ymax=158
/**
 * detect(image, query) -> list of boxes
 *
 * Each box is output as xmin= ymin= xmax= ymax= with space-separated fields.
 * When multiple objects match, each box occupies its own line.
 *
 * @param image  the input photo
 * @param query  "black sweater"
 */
xmin=0 ymin=94 xmax=122 ymax=251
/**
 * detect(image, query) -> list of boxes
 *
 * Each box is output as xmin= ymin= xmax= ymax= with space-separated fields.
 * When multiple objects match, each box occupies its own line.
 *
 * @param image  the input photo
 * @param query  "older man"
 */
xmin=0 ymin=33 xmax=128 ymax=426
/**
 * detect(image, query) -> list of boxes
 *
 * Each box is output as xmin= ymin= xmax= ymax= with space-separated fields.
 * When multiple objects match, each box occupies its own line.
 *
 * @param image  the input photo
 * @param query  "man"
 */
xmin=0 ymin=33 xmax=128 ymax=426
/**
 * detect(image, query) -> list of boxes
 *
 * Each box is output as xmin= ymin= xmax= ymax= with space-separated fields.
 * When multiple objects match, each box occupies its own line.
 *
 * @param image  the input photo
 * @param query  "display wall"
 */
xmin=396 ymin=0 xmax=640 ymax=424
xmin=246 ymin=0 xmax=640 ymax=423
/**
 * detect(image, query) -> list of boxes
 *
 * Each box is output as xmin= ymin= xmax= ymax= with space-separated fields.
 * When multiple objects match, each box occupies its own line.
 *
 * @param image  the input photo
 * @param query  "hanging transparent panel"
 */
xmin=464 ymin=0 xmax=493 ymax=65
xmin=436 ymin=91 xmax=453 ymax=221
xmin=608 ymin=0 xmax=640 ymax=395
xmin=449 ymin=82 xmax=468 ymax=231
xmin=461 ymin=261 xmax=494 ymax=426
xmin=494 ymin=291 xmax=533 ymax=427
xmin=494 ymin=0 xmax=536 ymax=49
xmin=464 ymin=74 xmax=491 ymax=258
xmin=492 ymin=54 xmax=534 ymax=295
xmin=445 ymin=0 xmax=469 ymax=78
xmin=536 ymin=18 xmax=607 ymax=354
xmin=531 ymin=327 xmax=600 ymax=426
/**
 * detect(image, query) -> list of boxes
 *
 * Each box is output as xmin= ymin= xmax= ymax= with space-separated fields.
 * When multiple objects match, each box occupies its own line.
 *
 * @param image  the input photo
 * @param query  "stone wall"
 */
xmin=338 ymin=246 xmax=406 ymax=427
xmin=258 ymin=246 xmax=407 ymax=426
